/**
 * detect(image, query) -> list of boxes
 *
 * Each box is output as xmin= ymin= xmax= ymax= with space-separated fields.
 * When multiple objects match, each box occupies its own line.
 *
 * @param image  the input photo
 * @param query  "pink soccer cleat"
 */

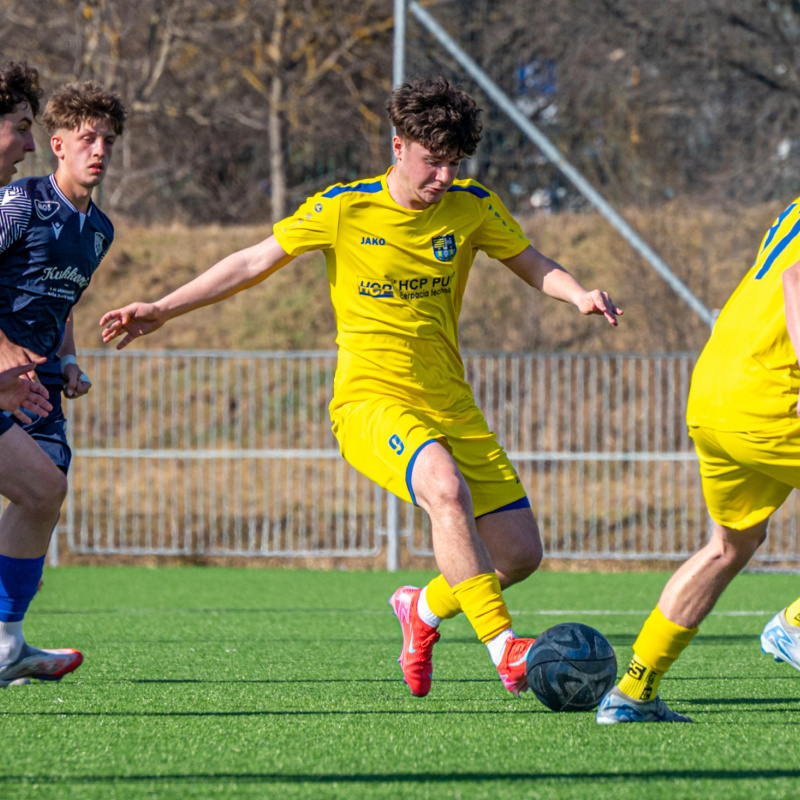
xmin=497 ymin=636 xmax=536 ymax=697
xmin=389 ymin=585 xmax=440 ymax=697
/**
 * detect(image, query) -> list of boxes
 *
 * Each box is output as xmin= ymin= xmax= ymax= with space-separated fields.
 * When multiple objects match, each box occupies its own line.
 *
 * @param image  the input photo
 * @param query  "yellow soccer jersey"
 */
xmin=273 ymin=168 xmax=530 ymax=413
xmin=687 ymin=197 xmax=800 ymax=431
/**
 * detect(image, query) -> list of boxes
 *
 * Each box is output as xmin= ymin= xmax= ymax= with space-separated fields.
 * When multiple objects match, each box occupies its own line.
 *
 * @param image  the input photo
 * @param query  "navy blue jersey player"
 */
xmin=0 ymin=82 xmax=125 ymax=688
xmin=0 ymin=61 xmax=52 ymax=423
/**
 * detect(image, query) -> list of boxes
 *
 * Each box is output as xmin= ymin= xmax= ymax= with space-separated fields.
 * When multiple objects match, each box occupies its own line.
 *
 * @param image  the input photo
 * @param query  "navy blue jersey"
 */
xmin=0 ymin=175 xmax=113 ymax=385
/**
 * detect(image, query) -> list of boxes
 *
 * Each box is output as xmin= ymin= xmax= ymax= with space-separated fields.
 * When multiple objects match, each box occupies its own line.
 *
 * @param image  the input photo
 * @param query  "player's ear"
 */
xmin=50 ymin=133 xmax=65 ymax=160
xmin=392 ymin=136 xmax=405 ymax=162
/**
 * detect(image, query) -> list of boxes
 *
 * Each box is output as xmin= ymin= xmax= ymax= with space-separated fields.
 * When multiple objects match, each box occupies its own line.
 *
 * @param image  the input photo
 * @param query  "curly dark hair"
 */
xmin=0 ymin=62 xmax=43 ymax=117
xmin=42 ymin=81 xmax=126 ymax=136
xmin=387 ymin=77 xmax=482 ymax=158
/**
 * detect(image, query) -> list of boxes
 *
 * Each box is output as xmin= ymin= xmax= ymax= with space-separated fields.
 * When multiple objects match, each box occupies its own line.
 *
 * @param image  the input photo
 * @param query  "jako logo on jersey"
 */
xmin=358 ymin=277 xmax=394 ymax=299
xmin=388 ymin=434 xmax=405 ymax=455
xmin=432 ymin=233 xmax=457 ymax=262
xmin=34 ymin=200 xmax=59 ymax=220
xmin=360 ymin=236 xmax=386 ymax=246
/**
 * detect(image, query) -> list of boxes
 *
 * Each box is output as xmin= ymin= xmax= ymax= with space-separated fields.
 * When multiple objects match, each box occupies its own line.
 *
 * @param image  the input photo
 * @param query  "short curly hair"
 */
xmin=387 ymin=77 xmax=482 ymax=158
xmin=42 ymin=81 xmax=126 ymax=136
xmin=0 ymin=62 xmax=43 ymax=117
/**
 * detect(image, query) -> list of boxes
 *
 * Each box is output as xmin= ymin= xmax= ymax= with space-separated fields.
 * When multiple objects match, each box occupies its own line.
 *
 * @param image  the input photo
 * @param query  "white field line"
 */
xmin=508 ymin=609 xmax=774 ymax=617
xmin=35 ymin=607 xmax=777 ymax=616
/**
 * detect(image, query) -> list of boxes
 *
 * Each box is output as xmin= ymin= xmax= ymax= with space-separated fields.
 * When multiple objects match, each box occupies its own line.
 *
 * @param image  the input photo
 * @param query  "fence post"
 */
xmin=386 ymin=491 xmax=400 ymax=572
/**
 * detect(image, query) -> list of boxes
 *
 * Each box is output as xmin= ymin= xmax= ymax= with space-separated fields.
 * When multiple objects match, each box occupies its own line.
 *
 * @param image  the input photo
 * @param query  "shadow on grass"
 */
xmin=683 ymin=697 xmax=800 ymax=707
xmin=125 ymin=677 xmax=504 ymax=684
xmin=3 ymin=769 xmax=800 ymax=785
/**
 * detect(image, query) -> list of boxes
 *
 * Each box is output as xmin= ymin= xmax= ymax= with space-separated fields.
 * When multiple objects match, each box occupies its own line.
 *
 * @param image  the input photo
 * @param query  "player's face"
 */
xmin=52 ymin=119 xmax=117 ymax=192
xmin=390 ymin=137 xmax=462 ymax=210
xmin=0 ymin=104 xmax=36 ymax=187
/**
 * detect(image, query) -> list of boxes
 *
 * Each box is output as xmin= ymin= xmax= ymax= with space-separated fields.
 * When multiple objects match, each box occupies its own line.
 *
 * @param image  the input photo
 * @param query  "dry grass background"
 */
xmin=72 ymin=199 xmax=787 ymax=356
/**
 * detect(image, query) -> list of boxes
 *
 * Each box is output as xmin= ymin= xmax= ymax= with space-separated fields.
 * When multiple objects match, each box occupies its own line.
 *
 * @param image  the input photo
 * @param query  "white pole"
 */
xmin=391 ymin=0 xmax=406 ymax=163
xmin=409 ymin=1 xmax=715 ymax=330
xmin=386 ymin=491 xmax=400 ymax=572
xmin=393 ymin=0 xmax=406 ymax=89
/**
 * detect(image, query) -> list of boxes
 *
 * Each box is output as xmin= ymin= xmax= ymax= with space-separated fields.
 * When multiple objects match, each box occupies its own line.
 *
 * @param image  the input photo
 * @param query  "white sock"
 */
xmin=416 ymin=587 xmax=442 ymax=628
xmin=0 ymin=620 xmax=24 ymax=664
xmin=486 ymin=628 xmax=515 ymax=667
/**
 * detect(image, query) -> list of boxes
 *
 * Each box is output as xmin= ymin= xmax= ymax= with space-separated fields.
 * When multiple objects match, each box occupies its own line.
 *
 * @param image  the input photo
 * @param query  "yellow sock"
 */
xmin=451 ymin=573 xmax=512 ymax=644
xmin=617 ymin=606 xmax=698 ymax=701
xmin=424 ymin=574 xmax=462 ymax=620
xmin=618 ymin=654 xmax=663 ymax=701
xmin=785 ymin=598 xmax=800 ymax=628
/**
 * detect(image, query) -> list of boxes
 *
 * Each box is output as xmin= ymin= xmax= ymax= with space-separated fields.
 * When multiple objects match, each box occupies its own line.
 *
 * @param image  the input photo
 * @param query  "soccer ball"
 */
xmin=525 ymin=622 xmax=617 ymax=711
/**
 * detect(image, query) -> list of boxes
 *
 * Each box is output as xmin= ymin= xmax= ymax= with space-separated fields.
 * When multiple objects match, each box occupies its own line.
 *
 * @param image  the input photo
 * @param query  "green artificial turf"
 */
xmin=1 ymin=567 xmax=799 ymax=799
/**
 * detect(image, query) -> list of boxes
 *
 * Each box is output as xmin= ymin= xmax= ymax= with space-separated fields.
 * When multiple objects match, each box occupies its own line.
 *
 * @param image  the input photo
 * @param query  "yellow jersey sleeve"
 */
xmin=272 ymin=188 xmax=341 ymax=255
xmin=470 ymin=188 xmax=530 ymax=261
xmin=687 ymin=196 xmax=800 ymax=431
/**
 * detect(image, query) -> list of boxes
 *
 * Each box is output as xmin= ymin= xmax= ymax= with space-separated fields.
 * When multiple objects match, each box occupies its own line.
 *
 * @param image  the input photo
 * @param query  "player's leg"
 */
xmin=0 ymin=417 xmax=81 ymax=687
xmin=598 ymin=424 xmax=791 ymax=723
xmin=410 ymin=442 xmax=537 ymax=695
xmin=475 ymin=505 xmax=542 ymax=588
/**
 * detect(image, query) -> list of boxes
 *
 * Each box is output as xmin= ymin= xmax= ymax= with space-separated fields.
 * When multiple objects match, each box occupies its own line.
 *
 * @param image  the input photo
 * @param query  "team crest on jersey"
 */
xmin=94 ymin=232 xmax=108 ymax=258
xmin=34 ymin=200 xmax=60 ymax=220
xmin=431 ymin=233 xmax=457 ymax=262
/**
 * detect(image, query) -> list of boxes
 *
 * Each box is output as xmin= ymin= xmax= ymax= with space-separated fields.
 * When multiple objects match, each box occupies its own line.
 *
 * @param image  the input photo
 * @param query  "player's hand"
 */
xmin=0 ymin=339 xmax=46 ymax=381
xmin=62 ymin=361 xmax=92 ymax=399
xmin=577 ymin=290 xmax=622 ymax=326
xmin=0 ymin=362 xmax=52 ymax=422
xmin=100 ymin=303 xmax=165 ymax=350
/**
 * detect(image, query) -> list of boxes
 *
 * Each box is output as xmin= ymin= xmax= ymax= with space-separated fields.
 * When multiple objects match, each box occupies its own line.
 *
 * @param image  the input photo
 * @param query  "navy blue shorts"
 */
xmin=0 ymin=385 xmax=71 ymax=473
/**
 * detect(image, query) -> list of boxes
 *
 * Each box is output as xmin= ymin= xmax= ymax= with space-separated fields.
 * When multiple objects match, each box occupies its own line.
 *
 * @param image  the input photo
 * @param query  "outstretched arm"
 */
xmin=501 ymin=245 xmax=622 ymax=326
xmin=100 ymin=235 xmax=295 ymax=349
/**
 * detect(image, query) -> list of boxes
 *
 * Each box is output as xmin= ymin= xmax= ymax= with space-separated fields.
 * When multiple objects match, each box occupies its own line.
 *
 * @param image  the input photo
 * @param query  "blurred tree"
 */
xmin=3 ymin=0 xmax=800 ymax=222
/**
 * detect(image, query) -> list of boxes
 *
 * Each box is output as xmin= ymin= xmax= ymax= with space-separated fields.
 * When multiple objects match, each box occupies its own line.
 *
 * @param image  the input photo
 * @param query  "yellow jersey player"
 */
xmin=101 ymin=77 xmax=621 ymax=697
xmin=597 ymin=197 xmax=800 ymax=724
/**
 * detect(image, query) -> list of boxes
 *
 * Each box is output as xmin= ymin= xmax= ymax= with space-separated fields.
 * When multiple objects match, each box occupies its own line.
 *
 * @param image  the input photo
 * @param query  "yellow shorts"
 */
xmin=331 ymin=397 xmax=528 ymax=518
xmin=689 ymin=422 xmax=800 ymax=529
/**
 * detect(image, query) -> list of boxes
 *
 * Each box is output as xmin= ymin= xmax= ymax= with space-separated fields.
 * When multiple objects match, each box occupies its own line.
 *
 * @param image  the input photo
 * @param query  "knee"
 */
xmin=25 ymin=466 xmax=67 ymax=514
xmin=708 ymin=525 xmax=764 ymax=571
xmin=421 ymin=469 xmax=472 ymax=515
xmin=496 ymin=525 xmax=543 ymax=586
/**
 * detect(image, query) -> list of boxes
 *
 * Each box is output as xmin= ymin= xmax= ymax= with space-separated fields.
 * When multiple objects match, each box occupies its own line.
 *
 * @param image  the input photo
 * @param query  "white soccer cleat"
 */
xmin=596 ymin=686 xmax=693 ymax=724
xmin=761 ymin=610 xmax=800 ymax=672
xmin=0 ymin=643 xmax=83 ymax=688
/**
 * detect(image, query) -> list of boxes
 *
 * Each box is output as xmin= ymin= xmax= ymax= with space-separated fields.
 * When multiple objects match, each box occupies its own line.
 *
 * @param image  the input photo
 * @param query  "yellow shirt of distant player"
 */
xmin=273 ymin=169 xmax=529 ymax=414
xmin=687 ymin=196 xmax=800 ymax=432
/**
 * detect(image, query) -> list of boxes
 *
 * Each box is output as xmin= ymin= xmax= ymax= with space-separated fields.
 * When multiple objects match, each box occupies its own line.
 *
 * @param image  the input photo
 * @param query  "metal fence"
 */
xmin=40 ymin=350 xmax=800 ymax=567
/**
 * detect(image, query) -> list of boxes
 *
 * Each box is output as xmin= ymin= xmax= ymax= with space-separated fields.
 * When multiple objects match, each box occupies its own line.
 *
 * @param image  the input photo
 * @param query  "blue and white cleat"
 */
xmin=0 ymin=643 xmax=83 ymax=688
xmin=596 ymin=687 xmax=693 ymax=724
xmin=761 ymin=610 xmax=800 ymax=672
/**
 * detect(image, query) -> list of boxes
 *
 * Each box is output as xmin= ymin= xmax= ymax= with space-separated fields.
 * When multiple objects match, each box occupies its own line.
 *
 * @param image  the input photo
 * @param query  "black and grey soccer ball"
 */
xmin=525 ymin=622 xmax=617 ymax=711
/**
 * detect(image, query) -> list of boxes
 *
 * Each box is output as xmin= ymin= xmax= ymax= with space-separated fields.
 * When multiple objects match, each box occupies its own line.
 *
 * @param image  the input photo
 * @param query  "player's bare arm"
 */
xmin=0 ymin=361 xmax=52 ymax=422
xmin=501 ymin=245 xmax=622 ymax=326
xmin=57 ymin=313 xmax=91 ymax=399
xmin=782 ymin=261 xmax=800 ymax=416
xmin=100 ymin=235 xmax=294 ymax=350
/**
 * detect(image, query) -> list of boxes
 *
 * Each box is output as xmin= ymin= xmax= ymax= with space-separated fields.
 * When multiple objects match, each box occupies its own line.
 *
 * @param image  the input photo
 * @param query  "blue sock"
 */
xmin=0 ymin=554 xmax=45 ymax=622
